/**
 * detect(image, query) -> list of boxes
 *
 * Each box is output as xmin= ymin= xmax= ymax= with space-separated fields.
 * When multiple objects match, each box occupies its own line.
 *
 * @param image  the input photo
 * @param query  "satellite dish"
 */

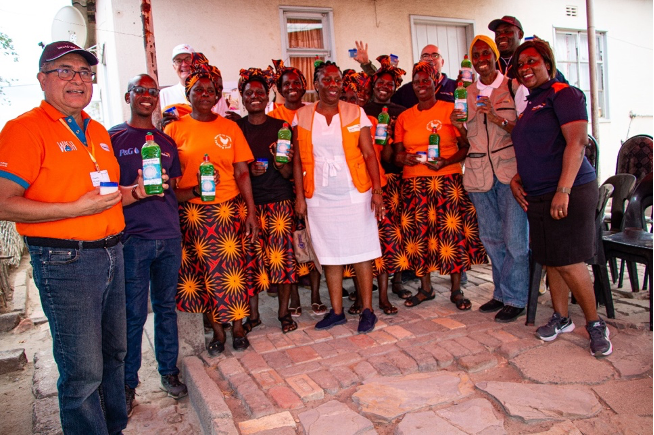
xmin=51 ymin=6 xmax=88 ymax=47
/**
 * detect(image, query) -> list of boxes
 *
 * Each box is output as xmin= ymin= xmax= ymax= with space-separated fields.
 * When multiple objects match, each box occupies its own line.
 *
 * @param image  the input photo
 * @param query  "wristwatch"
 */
xmin=556 ymin=186 xmax=572 ymax=194
xmin=192 ymin=186 xmax=201 ymax=197
xmin=501 ymin=118 xmax=509 ymax=127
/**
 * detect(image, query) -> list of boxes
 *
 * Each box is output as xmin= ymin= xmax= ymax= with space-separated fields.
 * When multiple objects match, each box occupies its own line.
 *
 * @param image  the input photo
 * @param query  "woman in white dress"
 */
xmin=293 ymin=61 xmax=384 ymax=334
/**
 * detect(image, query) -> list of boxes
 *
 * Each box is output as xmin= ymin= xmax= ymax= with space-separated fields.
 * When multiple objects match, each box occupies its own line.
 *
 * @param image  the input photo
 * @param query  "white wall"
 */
xmin=96 ymin=0 xmax=653 ymax=183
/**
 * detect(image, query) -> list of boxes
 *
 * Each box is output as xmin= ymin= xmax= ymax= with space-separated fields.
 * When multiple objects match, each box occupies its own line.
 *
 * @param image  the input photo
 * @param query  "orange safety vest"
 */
xmin=295 ymin=101 xmax=372 ymax=198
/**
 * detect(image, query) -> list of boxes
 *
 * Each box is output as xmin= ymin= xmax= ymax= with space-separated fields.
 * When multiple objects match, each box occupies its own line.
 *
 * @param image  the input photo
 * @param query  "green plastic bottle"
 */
xmin=375 ymin=106 xmax=390 ymax=145
xmin=461 ymin=54 xmax=473 ymax=87
xmin=199 ymin=154 xmax=215 ymax=202
xmin=454 ymin=81 xmax=468 ymax=122
xmin=141 ymin=132 xmax=163 ymax=195
xmin=428 ymin=127 xmax=440 ymax=162
xmin=276 ymin=122 xmax=291 ymax=164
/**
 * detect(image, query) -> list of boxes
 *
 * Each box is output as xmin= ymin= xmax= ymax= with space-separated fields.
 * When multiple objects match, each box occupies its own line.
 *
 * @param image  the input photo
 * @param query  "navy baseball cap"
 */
xmin=39 ymin=41 xmax=98 ymax=68
xmin=488 ymin=16 xmax=523 ymax=32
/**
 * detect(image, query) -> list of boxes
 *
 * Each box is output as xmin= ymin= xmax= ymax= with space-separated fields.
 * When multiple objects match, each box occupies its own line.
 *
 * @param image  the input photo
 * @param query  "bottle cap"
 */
xmin=283 ymin=122 xmax=289 ymax=128
xmin=203 ymin=153 xmax=210 ymax=161
xmin=146 ymin=133 xmax=154 ymax=141
xmin=458 ymin=81 xmax=463 ymax=87
xmin=382 ymin=106 xmax=388 ymax=112
xmin=464 ymin=54 xmax=469 ymax=59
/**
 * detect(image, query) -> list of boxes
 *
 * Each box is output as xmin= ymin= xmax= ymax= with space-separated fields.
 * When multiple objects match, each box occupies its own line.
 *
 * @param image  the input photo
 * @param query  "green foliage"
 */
xmin=0 ymin=31 xmax=19 ymax=104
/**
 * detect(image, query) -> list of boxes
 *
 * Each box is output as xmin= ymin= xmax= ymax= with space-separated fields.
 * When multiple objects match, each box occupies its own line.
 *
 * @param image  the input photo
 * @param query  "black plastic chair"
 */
xmin=526 ymin=183 xmax=615 ymax=325
xmin=616 ymin=134 xmax=653 ymax=183
xmin=586 ymin=134 xmax=600 ymax=178
xmin=601 ymin=174 xmax=637 ymax=285
xmin=603 ymin=173 xmax=653 ymax=330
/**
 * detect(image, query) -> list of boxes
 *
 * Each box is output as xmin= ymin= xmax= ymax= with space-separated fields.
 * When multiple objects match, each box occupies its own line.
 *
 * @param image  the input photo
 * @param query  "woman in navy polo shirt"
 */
xmin=509 ymin=39 xmax=612 ymax=357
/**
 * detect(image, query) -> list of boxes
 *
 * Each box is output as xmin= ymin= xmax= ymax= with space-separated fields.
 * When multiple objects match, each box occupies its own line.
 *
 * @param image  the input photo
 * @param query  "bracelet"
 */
xmin=131 ymin=185 xmax=141 ymax=201
xmin=556 ymin=186 xmax=572 ymax=195
xmin=371 ymin=188 xmax=383 ymax=195
xmin=192 ymin=186 xmax=201 ymax=197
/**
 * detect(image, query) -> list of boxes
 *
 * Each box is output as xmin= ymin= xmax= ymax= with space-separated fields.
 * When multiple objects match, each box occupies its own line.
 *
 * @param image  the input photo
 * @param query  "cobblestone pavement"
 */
xmin=193 ymin=264 xmax=652 ymax=434
xmin=23 ymin=262 xmax=652 ymax=434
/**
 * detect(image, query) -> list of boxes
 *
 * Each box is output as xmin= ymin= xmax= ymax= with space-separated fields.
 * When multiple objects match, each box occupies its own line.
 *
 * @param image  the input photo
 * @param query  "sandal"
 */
xmin=348 ymin=303 xmax=362 ymax=315
xmin=243 ymin=317 xmax=261 ymax=334
xmin=311 ymin=303 xmax=327 ymax=315
xmin=404 ymin=287 xmax=436 ymax=308
xmin=450 ymin=289 xmax=472 ymax=311
xmin=207 ymin=339 xmax=225 ymax=356
xmin=380 ymin=303 xmax=398 ymax=315
xmin=278 ymin=313 xmax=298 ymax=334
xmin=391 ymin=282 xmax=412 ymax=300
xmin=289 ymin=306 xmax=302 ymax=317
xmin=232 ymin=335 xmax=250 ymax=351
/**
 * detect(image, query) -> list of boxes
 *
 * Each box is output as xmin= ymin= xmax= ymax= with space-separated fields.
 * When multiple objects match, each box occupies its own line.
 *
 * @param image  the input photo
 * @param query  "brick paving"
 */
xmin=193 ymin=263 xmax=652 ymax=434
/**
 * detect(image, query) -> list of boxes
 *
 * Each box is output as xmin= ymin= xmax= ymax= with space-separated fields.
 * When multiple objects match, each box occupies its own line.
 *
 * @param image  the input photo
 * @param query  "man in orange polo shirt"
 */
xmin=0 ymin=42 xmax=129 ymax=434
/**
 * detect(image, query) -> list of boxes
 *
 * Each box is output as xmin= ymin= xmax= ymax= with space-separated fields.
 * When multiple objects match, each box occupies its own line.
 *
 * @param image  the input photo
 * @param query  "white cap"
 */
xmin=171 ymin=44 xmax=194 ymax=60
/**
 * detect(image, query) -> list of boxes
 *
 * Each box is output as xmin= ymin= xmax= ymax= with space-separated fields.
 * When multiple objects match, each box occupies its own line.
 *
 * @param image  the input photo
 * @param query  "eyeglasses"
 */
xmin=129 ymin=86 xmax=160 ymax=97
xmin=173 ymin=56 xmax=192 ymax=66
xmin=42 ymin=68 xmax=95 ymax=82
xmin=420 ymin=53 xmax=442 ymax=60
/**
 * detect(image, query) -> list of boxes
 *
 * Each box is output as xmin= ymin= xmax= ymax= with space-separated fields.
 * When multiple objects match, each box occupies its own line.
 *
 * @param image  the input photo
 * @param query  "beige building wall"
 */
xmin=95 ymin=0 xmax=652 ymax=182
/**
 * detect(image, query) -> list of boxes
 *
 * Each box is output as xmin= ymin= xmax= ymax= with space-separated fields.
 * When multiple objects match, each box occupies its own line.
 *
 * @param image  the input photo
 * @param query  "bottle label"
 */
xmin=461 ymin=68 xmax=473 ymax=83
xmin=455 ymin=99 xmax=467 ymax=113
xmin=375 ymin=123 xmax=388 ymax=142
xmin=142 ymin=158 xmax=162 ymax=185
xmin=428 ymin=144 xmax=439 ymax=161
xmin=200 ymin=175 xmax=215 ymax=196
xmin=276 ymin=139 xmax=290 ymax=158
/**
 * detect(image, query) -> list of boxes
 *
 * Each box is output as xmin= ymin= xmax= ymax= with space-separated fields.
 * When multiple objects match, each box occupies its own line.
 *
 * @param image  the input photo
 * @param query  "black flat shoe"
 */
xmin=479 ymin=299 xmax=504 ymax=313
xmin=494 ymin=305 xmax=525 ymax=323
xmin=232 ymin=336 xmax=250 ymax=351
xmin=207 ymin=339 xmax=225 ymax=357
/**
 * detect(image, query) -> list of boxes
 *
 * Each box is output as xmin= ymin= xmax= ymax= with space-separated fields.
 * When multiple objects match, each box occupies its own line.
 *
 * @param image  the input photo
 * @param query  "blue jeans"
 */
xmin=28 ymin=242 xmax=127 ymax=435
xmin=123 ymin=236 xmax=181 ymax=389
xmin=468 ymin=177 xmax=530 ymax=308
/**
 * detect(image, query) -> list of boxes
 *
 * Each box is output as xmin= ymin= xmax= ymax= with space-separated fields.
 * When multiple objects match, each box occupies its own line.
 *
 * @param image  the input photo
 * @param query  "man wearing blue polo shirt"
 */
xmin=109 ymin=74 xmax=187 ymax=417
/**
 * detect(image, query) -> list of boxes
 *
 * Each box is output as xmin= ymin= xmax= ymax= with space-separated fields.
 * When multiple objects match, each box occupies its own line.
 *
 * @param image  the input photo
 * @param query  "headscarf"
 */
xmin=238 ymin=66 xmax=275 ymax=95
xmin=469 ymin=35 xmax=500 ymax=63
xmin=184 ymin=52 xmax=222 ymax=99
xmin=342 ymin=70 xmax=371 ymax=95
xmin=270 ymin=59 xmax=307 ymax=90
xmin=412 ymin=60 xmax=438 ymax=84
xmin=372 ymin=55 xmax=406 ymax=89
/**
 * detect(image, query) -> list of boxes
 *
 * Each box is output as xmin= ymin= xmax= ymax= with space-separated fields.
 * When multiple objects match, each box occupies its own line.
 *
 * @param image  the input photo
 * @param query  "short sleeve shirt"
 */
xmin=165 ymin=114 xmax=254 ymax=204
xmin=108 ymin=123 xmax=182 ymax=239
xmin=394 ymin=101 xmax=462 ymax=178
xmin=236 ymin=116 xmax=295 ymax=205
xmin=0 ymin=101 xmax=124 ymax=240
xmin=268 ymin=104 xmax=304 ymax=124
xmin=511 ymin=79 xmax=595 ymax=196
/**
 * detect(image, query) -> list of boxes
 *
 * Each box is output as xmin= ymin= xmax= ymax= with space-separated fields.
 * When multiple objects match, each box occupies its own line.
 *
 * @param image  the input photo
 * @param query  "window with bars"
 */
xmin=555 ymin=29 xmax=609 ymax=119
xmin=279 ymin=6 xmax=335 ymax=102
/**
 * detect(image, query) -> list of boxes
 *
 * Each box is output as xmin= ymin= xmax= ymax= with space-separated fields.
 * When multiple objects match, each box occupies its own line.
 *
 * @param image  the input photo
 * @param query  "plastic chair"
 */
xmin=585 ymin=134 xmax=600 ymax=178
xmin=603 ymin=173 xmax=653 ymax=330
xmin=616 ymin=134 xmax=653 ymax=183
xmin=601 ymin=174 xmax=637 ymax=285
xmin=526 ymin=183 xmax=615 ymax=325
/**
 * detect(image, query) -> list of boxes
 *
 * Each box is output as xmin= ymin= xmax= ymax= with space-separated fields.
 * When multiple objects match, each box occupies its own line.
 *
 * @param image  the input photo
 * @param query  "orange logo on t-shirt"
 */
xmin=426 ymin=120 xmax=442 ymax=132
xmin=215 ymin=134 xmax=232 ymax=149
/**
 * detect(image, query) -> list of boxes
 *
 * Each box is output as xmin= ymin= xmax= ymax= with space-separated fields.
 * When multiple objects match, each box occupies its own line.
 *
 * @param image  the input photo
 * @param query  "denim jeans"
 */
xmin=468 ymin=176 xmax=530 ymax=307
xmin=28 ymin=242 xmax=127 ymax=435
xmin=123 ymin=236 xmax=181 ymax=389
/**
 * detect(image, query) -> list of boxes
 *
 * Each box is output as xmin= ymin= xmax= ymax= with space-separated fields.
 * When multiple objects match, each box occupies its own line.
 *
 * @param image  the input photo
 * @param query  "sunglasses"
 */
xmin=129 ymin=86 xmax=160 ymax=97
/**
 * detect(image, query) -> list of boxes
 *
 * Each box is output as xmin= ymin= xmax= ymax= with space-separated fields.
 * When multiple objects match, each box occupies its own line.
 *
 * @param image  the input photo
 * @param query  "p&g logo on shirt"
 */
xmin=215 ymin=134 xmax=232 ymax=149
xmin=118 ymin=147 xmax=141 ymax=157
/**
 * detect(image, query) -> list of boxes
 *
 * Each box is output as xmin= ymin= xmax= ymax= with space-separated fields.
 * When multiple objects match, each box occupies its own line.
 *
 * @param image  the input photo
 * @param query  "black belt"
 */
xmin=25 ymin=233 xmax=123 ymax=249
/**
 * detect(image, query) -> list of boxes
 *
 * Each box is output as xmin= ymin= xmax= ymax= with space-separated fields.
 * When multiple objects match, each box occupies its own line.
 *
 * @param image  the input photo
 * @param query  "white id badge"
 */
xmin=90 ymin=170 xmax=110 ymax=187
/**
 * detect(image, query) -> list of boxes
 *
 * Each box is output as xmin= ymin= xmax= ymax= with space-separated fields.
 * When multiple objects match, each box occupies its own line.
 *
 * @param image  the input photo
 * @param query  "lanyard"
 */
xmin=59 ymin=118 xmax=100 ymax=172
xmin=498 ymin=56 xmax=513 ymax=76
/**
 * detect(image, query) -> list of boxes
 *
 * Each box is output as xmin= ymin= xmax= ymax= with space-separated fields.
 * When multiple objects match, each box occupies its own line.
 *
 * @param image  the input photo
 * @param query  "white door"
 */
xmin=411 ymin=16 xmax=475 ymax=79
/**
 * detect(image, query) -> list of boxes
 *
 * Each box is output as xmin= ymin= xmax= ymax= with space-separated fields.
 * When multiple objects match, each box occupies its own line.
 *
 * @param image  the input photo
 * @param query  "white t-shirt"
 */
xmin=159 ymin=82 xmax=229 ymax=116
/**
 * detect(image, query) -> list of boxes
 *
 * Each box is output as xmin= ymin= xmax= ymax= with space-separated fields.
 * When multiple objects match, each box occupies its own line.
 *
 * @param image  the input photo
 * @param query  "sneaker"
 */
xmin=586 ymin=318 xmax=613 ymax=357
xmin=357 ymin=308 xmax=377 ymax=334
xmin=536 ymin=312 xmax=575 ymax=342
xmin=494 ymin=305 xmax=524 ymax=323
xmin=315 ymin=309 xmax=347 ymax=330
xmin=161 ymin=374 xmax=188 ymax=399
xmin=479 ymin=299 xmax=504 ymax=313
xmin=125 ymin=385 xmax=136 ymax=418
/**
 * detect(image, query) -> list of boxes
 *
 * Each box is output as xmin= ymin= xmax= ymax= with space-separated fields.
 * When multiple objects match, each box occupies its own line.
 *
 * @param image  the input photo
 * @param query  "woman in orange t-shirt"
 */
xmin=165 ymin=53 xmax=258 ymax=355
xmin=394 ymin=62 xmax=487 ymax=311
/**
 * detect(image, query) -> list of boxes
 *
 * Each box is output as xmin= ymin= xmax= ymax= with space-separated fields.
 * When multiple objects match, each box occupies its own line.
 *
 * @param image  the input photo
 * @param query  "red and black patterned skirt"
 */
xmin=176 ymin=194 xmax=258 ymax=323
xmin=400 ymin=174 xmax=487 ymax=277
